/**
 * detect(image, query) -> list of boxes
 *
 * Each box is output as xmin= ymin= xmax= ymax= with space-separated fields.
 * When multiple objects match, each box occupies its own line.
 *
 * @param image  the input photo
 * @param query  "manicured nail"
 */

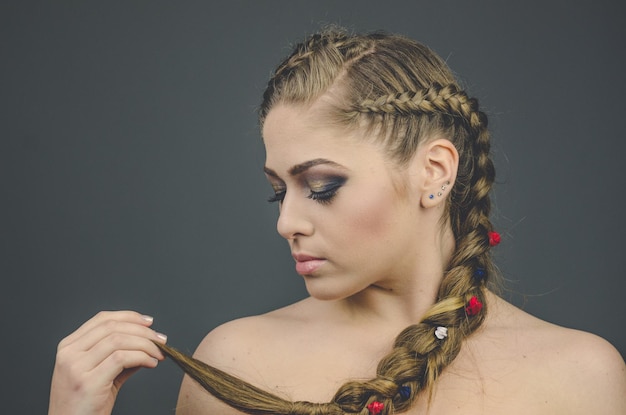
xmin=142 ymin=315 xmax=154 ymax=323
xmin=156 ymin=332 xmax=167 ymax=342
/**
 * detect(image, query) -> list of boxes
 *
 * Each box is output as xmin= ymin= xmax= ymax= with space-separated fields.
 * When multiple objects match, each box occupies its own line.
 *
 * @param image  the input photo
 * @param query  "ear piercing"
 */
xmin=429 ymin=181 xmax=451 ymax=199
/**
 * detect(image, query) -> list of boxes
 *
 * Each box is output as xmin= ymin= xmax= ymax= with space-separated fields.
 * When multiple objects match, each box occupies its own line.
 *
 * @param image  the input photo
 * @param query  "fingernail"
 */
xmin=142 ymin=315 xmax=154 ymax=323
xmin=156 ymin=332 xmax=167 ymax=342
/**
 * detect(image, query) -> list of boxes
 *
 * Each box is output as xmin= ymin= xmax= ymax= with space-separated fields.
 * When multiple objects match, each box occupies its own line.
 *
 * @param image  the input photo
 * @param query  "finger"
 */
xmin=92 ymin=349 xmax=161 ymax=390
xmin=114 ymin=367 xmax=141 ymax=390
xmin=63 ymin=319 xmax=166 ymax=358
xmin=80 ymin=331 xmax=167 ymax=372
xmin=55 ymin=320 xmax=167 ymax=378
xmin=60 ymin=311 xmax=154 ymax=348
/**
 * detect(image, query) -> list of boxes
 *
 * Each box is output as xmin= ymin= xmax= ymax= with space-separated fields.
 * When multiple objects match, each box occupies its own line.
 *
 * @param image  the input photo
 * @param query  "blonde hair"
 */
xmin=157 ymin=27 xmax=498 ymax=415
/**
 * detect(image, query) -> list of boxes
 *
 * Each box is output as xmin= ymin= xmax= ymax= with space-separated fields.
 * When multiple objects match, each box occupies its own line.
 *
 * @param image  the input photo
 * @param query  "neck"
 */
xmin=339 ymin=221 xmax=455 ymax=328
xmin=343 ymin=281 xmax=439 ymax=328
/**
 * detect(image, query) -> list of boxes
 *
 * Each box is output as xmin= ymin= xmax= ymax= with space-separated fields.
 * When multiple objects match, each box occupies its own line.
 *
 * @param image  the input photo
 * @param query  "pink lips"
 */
xmin=293 ymin=253 xmax=325 ymax=275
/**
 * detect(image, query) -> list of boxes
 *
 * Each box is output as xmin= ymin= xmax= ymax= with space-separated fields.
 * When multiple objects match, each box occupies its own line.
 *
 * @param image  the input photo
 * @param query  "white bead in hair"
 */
xmin=434 ymin=326 xmax=448 ymax=340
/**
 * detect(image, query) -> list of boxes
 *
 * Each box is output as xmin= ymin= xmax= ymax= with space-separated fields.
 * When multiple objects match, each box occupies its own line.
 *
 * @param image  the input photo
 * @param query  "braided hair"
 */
xmin=157 ymin=28 xmax=499 ymax=415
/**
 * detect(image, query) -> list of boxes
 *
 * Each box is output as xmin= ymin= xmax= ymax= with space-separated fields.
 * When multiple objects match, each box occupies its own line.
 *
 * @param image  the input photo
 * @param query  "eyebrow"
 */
xmin=263 ymin=158 xmax=346 ymax=178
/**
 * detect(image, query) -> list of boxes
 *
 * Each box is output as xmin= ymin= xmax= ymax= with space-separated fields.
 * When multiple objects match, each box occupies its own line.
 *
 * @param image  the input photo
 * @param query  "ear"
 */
xmin=418 ymin=138 xmax=459 ymax=208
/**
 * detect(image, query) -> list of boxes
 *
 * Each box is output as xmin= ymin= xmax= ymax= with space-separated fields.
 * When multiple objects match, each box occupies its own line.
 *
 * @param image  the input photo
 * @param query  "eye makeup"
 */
xmin=306 ymin=176 xmax=347 ymax=204
xmin=267 ymin=186 xmax=286 ymax=203
xmin=266 ymin=175 xmax=347 ymax=205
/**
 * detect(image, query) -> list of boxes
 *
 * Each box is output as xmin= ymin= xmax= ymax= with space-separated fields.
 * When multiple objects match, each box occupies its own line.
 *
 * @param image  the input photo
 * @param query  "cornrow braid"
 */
xmin=355 ymin=84 xmax=482 ymax=131
xmin=159 ymin=29 xmax=499 ymax=415
xmin=273 ymin=31 xmax=350 ymax=78
xmin=260 ymin=29 xmax=377 ymax=124
xmin=354 ymin=83 xmax=495 ymax=245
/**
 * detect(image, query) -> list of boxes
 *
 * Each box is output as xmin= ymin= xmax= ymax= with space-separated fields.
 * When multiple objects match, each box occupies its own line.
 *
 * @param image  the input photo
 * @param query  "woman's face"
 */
xmin=262 ymin=103 xmax=427 ymax=301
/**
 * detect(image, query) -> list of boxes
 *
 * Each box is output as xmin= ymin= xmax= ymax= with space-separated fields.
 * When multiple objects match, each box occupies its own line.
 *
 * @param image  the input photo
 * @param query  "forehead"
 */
xmin=262 ymin=102 xmax=337 ymax=143
xmin=262 ymin=103 xmax=377 ymax=170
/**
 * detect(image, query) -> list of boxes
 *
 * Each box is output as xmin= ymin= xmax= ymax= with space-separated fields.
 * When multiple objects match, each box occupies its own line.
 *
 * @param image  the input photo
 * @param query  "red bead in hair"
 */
xmin=367 ymin=401 xmax=384 ymax=415
xmin=488 ymin=231 xmax=501 ymax=246
xmin=465 ymin=296 xmax=483 ymax=316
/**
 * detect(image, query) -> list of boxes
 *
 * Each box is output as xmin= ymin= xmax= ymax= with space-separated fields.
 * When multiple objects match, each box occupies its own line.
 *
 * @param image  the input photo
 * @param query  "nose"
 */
xmin=276 ymin=193 xmax=314 ymax=240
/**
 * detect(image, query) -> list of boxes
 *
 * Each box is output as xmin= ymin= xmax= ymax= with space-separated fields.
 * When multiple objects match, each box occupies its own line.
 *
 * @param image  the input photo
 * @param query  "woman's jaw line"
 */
xmin=297 ymin=264 xmax=446 ymax=325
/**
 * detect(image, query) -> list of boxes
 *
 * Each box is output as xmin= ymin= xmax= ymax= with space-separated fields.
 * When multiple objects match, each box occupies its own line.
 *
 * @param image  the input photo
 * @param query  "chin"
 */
xmin=302 ymin=276 xmax=359 ymax=302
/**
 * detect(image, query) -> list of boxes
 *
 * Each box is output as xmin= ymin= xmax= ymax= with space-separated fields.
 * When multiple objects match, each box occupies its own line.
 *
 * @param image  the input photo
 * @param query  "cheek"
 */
xmin=337 ymin=189 xmax=402 ymax=245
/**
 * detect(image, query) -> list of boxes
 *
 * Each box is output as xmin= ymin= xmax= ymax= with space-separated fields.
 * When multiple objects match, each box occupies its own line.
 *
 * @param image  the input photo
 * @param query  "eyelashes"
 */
xmin=307 ymin=186 xmax=340 ymax=204
xmin=267 ymin=177 xmax=346 ymax=205
xmin=267 ymin=190 xmax=286 ymax=204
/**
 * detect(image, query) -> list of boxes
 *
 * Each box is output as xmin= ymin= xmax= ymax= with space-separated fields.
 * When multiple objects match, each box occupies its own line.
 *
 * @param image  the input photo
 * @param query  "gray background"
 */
xmin=2 ymin=1 xmax=625 ymax=413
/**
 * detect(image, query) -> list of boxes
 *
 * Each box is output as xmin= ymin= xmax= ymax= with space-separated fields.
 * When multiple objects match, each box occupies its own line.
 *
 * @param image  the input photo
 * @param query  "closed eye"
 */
xmin=307 ymin=177 xmax=346 ymax=204
xmin=265 ymin=176 xmax=347 ymax=205
xmin=267 ymin=190 xmax=286 ymax=203
xmin=307 ymin=186 xmax=340 ymax=204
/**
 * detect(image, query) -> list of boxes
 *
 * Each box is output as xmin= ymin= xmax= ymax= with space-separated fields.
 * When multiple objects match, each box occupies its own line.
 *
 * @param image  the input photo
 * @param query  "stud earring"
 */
xmin=437 ymin=181 xmax=450 ymax=197
xmin=429 ymin=194 xmax=434 ymax=199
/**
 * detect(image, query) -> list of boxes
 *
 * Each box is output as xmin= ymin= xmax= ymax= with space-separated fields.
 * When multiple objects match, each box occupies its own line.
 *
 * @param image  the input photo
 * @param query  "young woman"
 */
xmin=48 ymin=29 xmax=626 ymax=415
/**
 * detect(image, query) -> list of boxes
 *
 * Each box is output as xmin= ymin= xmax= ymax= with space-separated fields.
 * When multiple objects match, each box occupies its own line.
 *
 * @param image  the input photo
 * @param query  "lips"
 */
xmin=292 ymin=253 xmax=326 ymax=275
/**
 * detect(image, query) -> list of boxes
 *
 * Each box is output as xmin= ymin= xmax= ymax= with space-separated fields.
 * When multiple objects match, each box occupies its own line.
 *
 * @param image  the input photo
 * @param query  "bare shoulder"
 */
xmin=192 ymin=300 xmax=310 ymax=373
xmin=544 ymin=325 xmax=626 ymax=413
xmin=176 ymin=302 xmax=309 ymax=415
xmin=193 ymin=314 xmax=277 ymax=369
xmin=176 ymin=317 xmax=263 ymax=415
xmin=481 ymin=294 xmax=626 ymax=414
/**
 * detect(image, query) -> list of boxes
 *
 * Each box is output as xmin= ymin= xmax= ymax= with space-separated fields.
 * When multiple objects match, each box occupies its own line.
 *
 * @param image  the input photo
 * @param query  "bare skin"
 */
xmin=176 ymin=291 xmax=626 ymax=415
xmin=49 ymin=102 xmax=626 ymax=414
xmin=48 ymin=311 xmax=168 ymax=415
xmin=176 ymin=103 xmax=626 ymax=414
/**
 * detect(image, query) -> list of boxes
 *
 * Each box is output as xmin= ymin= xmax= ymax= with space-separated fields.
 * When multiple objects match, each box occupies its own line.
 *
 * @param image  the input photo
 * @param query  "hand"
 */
xmin=48 ymin=310 xmax=167 ymax=415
